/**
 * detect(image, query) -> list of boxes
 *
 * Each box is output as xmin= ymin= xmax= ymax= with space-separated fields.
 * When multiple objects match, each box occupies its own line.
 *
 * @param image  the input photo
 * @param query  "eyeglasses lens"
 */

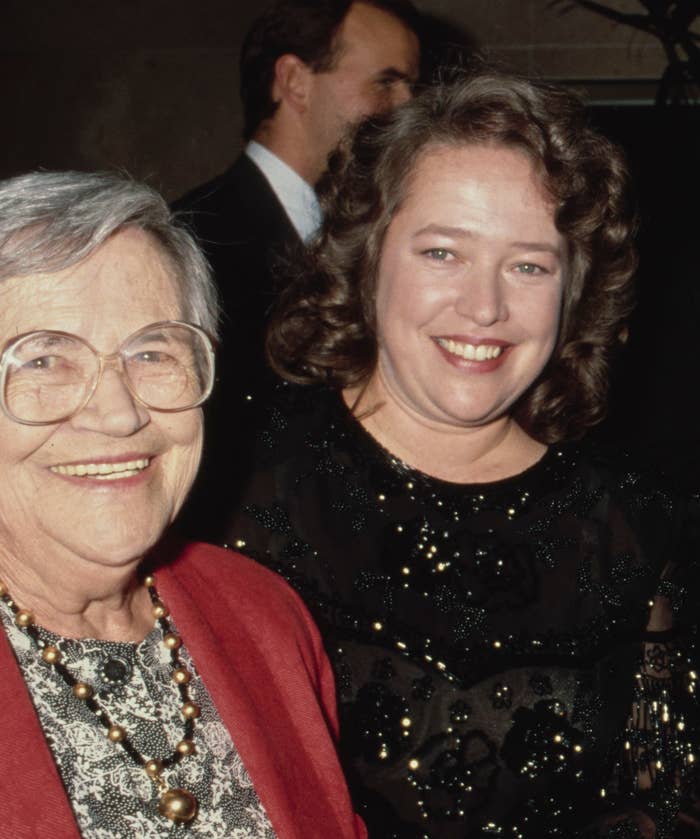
xmin=121 ymin=323 xmax=213 ymax=411
xmin=4 ymin=333 xmax=95 ymax=424
xmin=3 ymin=324 xmax=213 ymax=424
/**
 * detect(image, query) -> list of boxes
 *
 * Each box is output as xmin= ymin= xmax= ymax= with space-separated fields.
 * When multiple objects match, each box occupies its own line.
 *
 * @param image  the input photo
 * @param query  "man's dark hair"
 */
xmin=240 ymin=0 xmax=420 ymax=140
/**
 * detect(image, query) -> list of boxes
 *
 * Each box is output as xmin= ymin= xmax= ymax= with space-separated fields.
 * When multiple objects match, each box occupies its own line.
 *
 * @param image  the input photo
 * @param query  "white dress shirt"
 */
xmin=245 ymin=141 xmax=322 ymax=242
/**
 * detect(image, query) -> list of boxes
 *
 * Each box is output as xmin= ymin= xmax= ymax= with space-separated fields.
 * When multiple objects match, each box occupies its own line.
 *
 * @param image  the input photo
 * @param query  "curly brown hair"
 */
xmin=267 ymin=71 xmax=637 ymax=443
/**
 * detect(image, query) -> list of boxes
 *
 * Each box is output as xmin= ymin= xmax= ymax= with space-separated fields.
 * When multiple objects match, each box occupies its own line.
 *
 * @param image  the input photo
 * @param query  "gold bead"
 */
xmin=41 ymin=645 xmax=62 ymax=664
xmin=181 ymin=701 xmax=201 ymax=720
xmin=176 ymin=739 xmax=196 ymax=756
xmin=144 ymin=758 xmax=163 ymax=778
xmin=143 ymin=574 xmax=155 ymax=588
xmin=158 ymin=787 xmax=198 ymax=824
xmin=163 ymin=632 xmax=182 ymax=650
xmin=107 ymin=725 xmax=126 ymax=742
xmin=172 ymin=668 xmax=191 ymax=685
xmin=73 ymin=682 xmax=93 ymax=700
xmin=15 ymin=609 xmax=34 ymax=628
xmin=152 ymin=602 xmax=169 ymax=619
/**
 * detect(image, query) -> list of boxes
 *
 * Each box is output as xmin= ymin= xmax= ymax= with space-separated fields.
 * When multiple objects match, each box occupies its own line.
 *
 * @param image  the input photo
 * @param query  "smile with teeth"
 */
xmin=435 ymin=338 xmax=504 ymax=361
xmin=50 ymin=458 xmax=151 ymax=480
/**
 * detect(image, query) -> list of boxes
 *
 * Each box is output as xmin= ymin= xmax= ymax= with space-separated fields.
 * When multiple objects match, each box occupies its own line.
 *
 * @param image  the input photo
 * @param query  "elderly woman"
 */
xmin=0 ymin=171 xmax=365 ymax=838
xmin=225 ymin=74 xmax=700 ymax=837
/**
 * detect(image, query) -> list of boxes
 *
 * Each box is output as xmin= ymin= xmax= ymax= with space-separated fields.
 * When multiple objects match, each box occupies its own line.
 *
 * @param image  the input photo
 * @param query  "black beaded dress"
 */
xmin=224 ymin=384 xmax=700 ymax=838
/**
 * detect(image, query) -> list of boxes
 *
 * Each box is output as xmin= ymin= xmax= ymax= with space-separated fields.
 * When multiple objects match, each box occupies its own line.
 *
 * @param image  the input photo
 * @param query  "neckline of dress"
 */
xmin=328 ymin=387 xmax=578 ymax=497
xmin=0 ymin=595 xmax=161 ymax=653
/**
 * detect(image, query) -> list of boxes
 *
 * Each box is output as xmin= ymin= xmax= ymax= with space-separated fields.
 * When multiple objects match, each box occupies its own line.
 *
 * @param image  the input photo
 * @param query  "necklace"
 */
xmin=0 ymin=574 xmax=199 ymax=825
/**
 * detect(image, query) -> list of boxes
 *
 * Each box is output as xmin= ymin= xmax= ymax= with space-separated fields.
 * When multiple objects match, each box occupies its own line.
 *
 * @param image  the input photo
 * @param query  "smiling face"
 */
xmin=0 ymin=227 xmax=204 ymax=573
xmin=367 ymin=143 xmax=565 ymax=435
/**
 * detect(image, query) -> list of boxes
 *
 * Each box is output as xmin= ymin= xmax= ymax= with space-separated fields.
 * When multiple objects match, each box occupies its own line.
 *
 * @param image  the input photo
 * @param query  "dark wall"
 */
xmin=2 ymin=0 xmax=672 ymax=200
xmin=3 ymin=0 xmax=260 ymax=199
xmin=591 ymin=105 xmax=700 ymax=487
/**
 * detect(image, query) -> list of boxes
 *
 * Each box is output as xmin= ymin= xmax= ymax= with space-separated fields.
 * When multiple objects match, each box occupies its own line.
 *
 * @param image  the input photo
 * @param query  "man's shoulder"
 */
xmin=172 ymin=154 xmax=295 ymax=248
xmin=173 ymin=155 xmax=269 ymax=215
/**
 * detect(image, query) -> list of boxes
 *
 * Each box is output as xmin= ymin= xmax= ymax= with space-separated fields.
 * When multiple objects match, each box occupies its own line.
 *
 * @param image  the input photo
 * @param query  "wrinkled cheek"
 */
xmin=183 ymin=436 xmax=204 ymax=496
xmin=169 ymin=418 xmax=204 ymax=515
xmin=0 ymin=480 xmax=38 ymax=538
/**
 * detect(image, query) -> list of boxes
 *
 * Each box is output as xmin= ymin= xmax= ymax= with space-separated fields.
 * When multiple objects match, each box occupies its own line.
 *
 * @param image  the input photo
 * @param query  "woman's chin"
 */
xmin=56 ymin=518 xmax=167 ymax=571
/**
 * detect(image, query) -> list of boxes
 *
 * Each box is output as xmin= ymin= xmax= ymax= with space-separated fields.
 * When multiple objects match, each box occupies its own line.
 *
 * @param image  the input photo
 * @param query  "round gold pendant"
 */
xmin=158 ymin=787 xmax=198 ymax=823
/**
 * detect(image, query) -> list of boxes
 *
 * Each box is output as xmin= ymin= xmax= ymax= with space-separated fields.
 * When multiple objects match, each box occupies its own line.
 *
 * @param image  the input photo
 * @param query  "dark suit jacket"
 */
xmin=0 ymin=542 xmax=366 ymax=838
xmin=173 ymin=153 xmax=300 ymax=388
xmin=173 ymin=155 xmax=302 ymax=539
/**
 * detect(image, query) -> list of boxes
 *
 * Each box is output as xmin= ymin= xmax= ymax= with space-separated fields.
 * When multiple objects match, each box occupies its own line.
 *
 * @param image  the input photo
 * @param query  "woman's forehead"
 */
xmin=0 ymin=229 xmax=184 ymax=343
xmin=391 ymin=143 xmax=556 ymax=232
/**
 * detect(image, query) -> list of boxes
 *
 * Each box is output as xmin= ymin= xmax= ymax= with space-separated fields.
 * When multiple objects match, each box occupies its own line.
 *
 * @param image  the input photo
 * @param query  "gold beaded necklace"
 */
xmin=0 ymin=574 xmax=200 ymax=825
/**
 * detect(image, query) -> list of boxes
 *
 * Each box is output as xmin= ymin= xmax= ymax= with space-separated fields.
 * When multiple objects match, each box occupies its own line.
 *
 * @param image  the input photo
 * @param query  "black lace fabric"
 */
xmin=224 ymin=384 xmax=700 ymax=838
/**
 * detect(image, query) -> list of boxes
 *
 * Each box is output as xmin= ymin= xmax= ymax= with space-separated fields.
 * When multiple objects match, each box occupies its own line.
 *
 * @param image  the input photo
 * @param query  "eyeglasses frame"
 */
xmin=0 ymin=319 xmax=217 ymax=426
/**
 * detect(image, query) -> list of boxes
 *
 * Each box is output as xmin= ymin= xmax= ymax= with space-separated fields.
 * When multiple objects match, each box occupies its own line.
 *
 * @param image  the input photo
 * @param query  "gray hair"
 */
xmin=0 ymin=170 xmax=220 ymax=338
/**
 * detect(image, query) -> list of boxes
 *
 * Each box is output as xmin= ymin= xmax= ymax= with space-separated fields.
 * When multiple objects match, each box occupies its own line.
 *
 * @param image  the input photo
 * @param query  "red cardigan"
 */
xmin=0 ymin=542 xmax=366 ymax=838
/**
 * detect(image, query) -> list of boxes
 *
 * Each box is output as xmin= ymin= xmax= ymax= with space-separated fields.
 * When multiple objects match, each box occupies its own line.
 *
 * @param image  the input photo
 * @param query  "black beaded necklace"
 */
xmin=0 ymin=574 xmax=200 ymax=825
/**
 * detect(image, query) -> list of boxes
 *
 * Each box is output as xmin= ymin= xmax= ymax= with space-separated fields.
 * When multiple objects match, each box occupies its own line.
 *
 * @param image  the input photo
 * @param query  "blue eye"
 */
xmin=21 ymin=354 xmax=71 ymax=372
xmin=25 ymin=356 xmax=53 ymax=370
xmin=133 ymin=350 xmax=165 ymax=363
xmin=423 ymin=248 xmax=451 ymax=261
xmin=516 ymin=263 xmax=544 ymax=275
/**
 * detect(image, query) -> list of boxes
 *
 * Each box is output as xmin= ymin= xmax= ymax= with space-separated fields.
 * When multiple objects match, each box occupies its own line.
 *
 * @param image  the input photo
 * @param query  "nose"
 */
xmin=69 ymin=362 xmax=150 ymax=437
xmin=454 ymin=269 xmax=508 ymax=327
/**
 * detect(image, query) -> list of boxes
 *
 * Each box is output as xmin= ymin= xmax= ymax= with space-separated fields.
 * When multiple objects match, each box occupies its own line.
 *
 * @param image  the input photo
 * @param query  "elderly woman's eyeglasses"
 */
xmin=0 ymin=321 xmax=216 ymax=426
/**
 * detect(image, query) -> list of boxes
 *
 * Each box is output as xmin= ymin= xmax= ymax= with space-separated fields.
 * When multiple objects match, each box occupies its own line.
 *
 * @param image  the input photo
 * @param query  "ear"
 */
xmin=271 ymin=53 xmax=313 ymax=114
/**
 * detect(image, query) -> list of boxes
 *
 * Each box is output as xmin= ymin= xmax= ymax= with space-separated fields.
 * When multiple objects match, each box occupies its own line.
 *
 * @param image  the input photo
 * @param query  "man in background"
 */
xmin=174 ymin=0 xmax=420 ymax=538
xmin=175 ymin=0 xmax=419 ymax=378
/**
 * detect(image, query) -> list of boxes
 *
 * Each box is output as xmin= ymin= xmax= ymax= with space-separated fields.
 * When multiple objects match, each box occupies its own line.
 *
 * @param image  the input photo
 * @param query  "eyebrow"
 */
xmin=413 ymin=224 xmax=562 ymax=255
xmin=375 ymin=67 xmax=417 ymax=83
xmin=22 ymin=332 xmax=76 ymax=349
xmin=130 ymin=329 xmax=171 ymax=343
